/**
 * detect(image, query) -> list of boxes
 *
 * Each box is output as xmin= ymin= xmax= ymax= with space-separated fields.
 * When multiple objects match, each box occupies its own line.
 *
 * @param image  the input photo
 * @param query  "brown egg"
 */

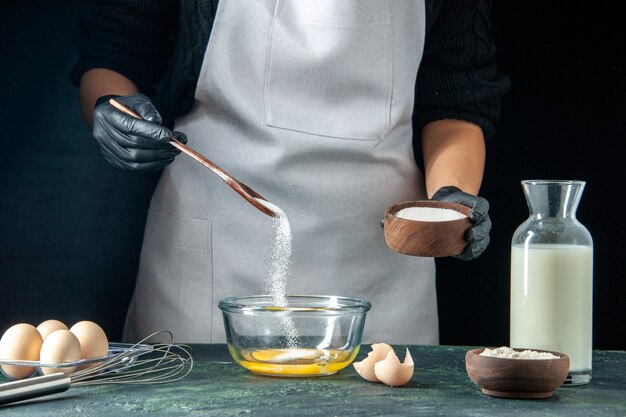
xmin=39 ymin=329 xmax=81 ymax=375
xmin=36 ymin=319 xmax=68 ymax=340
xmin=69 ymin=321 xmax=108 ymax=366
xmin=0 ymin=323 xmax=43 ymax=379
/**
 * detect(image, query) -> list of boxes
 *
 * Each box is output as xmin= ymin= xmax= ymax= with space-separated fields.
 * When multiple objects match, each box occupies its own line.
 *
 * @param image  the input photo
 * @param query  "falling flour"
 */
xmin=395 ymin=206 xmax=466 ymax=222
xmin=480 ymin=346 xmax=560 ymax=360
xmin=256 ymin=198 xmax=300 ymax=348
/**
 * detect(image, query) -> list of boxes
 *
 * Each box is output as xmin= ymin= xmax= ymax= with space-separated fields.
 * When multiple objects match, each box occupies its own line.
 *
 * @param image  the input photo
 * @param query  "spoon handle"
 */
xmin=108 ymin=98 xmax=276 ymax=218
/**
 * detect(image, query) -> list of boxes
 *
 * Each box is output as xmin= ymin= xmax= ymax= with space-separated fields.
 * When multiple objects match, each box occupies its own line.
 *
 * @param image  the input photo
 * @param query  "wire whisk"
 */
xmin=71 ymin=331 xmax=192 ymax=386
xmin=0 ymin=331 xmax=193 ymax=406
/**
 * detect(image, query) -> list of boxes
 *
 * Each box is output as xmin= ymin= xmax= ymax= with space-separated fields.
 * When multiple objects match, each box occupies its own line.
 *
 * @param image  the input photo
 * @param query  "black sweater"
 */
xmin=70 ymin=0 xmax=510 ymax=140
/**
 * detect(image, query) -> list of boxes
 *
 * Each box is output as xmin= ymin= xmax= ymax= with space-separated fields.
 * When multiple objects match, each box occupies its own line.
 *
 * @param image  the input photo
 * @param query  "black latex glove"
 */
xmin=92 ymin=93 xmax=187 ymax=171
xmin=431 ymin=186 xmax=492 ymax=261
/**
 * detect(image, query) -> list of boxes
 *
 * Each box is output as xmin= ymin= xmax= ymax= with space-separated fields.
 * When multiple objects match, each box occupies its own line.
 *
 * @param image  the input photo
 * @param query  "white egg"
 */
xmin=36 ymin=319 xmax=68 ymax=340
xmin=39 ymin=329 xmax=81 ymax=375
xmin=0 ymin=323 xmax=43 ymax=379
xmin=69 ymin=321 xmax=109 ymax=367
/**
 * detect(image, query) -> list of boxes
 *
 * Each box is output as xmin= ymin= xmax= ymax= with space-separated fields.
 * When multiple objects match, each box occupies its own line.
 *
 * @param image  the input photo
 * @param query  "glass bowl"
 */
xmin=219 ymin=295 xmax=371 ymax=377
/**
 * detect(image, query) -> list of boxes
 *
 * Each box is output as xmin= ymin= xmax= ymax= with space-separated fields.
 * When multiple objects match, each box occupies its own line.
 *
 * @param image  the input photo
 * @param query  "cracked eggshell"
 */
xmin=353 ymin=343 xmax=394 ymax=382
xmin=374 ymin=348 xmax=414 ymax=387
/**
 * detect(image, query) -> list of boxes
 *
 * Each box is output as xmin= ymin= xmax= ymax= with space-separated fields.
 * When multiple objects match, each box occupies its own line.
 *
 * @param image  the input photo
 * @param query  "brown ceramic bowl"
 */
xmin=383 ymin=201 xmax=471 ymax=257
xmin=465 ymin=348 xmax=570 ymax=399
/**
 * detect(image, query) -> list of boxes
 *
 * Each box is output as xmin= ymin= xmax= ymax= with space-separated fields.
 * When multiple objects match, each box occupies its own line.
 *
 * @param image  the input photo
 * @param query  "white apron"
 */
xmin=123 ymin=0 xmax=437 ymax=345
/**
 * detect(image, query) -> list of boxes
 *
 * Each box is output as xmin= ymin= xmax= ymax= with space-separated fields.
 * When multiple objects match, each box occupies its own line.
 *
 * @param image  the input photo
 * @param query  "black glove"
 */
xmin=431 ymin=186 xmax=492 ymax=261
xmin=92 ymin=93 xmax=187 ymax=171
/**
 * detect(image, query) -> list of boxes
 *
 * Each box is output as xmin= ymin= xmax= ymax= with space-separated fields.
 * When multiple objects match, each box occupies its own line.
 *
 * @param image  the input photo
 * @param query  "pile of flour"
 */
xmin=480 ymin=346 xmax=560 ymax=360
xmin=396 ymin=206 xmax=467 ymax=222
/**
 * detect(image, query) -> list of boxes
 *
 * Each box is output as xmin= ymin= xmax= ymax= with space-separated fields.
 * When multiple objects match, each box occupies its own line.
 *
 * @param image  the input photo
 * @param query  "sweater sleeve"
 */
xmin=69 ymin=0 xmax=179 ymax=98
xmin=415 ymin=0 xmax=510 ymax=139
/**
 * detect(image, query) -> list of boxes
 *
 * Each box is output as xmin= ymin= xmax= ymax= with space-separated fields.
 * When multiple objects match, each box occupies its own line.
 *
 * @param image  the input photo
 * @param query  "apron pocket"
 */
xmin=265 ymin=0 xmax=392 ymax=141
xmin=134 ymin=210 xmax=213 ymax=342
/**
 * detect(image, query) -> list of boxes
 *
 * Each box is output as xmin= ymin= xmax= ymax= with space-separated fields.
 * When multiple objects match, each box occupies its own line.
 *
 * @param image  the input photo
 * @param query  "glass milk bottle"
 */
xmin=510 ymin=180 xmax=593 ymax=385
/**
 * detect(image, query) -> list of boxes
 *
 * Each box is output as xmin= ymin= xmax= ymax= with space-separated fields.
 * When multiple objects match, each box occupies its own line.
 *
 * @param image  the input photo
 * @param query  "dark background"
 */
xmin=1 ymin=2 xmax=624 ymax=349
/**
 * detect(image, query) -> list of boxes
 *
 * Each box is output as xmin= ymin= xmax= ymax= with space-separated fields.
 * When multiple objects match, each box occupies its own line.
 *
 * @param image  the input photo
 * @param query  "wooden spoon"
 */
xmin=109 ymin=98 xmax=277 ymax=218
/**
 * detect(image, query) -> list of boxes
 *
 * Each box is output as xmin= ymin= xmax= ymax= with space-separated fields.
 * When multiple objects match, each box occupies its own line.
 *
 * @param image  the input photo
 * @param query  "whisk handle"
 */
xmin=0 ymin=373 xmax=70 ymax=406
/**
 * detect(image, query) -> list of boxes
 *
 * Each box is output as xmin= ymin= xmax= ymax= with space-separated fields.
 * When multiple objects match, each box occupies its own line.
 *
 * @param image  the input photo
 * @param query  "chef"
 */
xmin=71 ymin=0 xmax=509 ymax=344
